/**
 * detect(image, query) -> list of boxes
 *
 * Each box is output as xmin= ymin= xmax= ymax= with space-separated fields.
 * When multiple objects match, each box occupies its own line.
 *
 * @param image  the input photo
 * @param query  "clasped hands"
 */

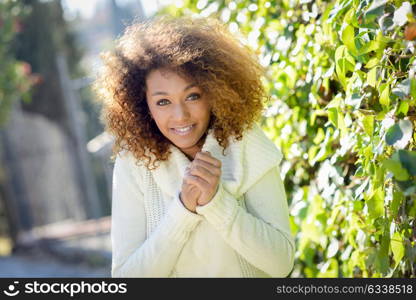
xmin=179 ymin=151 xmax=222 ymax=213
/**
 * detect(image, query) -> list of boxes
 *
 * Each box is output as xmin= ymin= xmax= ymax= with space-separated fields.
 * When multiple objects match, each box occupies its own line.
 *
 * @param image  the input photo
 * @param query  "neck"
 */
xmin=180 ymin=132 xmax=208 ymax=161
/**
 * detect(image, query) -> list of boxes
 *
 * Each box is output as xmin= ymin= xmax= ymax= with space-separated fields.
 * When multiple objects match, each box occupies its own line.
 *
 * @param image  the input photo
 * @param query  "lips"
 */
xmin=171 ymin=124 xmax=195 ymax=135
xmin=172 ymin=124 xmax=194 ymax=129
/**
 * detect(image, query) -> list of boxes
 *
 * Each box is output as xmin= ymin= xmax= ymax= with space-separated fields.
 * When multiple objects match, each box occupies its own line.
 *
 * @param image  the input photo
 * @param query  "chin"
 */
xmin=171 ymin=139 xmax=199 ymax=150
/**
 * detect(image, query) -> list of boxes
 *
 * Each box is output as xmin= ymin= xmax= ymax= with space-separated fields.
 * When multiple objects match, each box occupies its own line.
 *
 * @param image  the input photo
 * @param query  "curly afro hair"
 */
xmin=93 ymin=15 xmax=269 ymax=170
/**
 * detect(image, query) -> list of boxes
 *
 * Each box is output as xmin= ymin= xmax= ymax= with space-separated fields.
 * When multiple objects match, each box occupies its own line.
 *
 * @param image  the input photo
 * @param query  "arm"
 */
xmin=195 ymin=165 xmax=295 ymax=277
xmin=111 ymin=154 xmax=203 ymax=277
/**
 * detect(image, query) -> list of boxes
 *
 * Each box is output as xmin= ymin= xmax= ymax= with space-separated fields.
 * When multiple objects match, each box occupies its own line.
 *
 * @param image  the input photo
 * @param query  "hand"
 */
xmin=185 ymin=151 xmax=222 ymax=206
xmin=180 ymin=169 xmax=201 ymax=213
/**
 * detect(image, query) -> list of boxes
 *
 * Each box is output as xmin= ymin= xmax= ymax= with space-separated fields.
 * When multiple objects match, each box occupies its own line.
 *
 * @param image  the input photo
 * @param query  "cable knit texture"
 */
xmin=111 ymin=123 xmax=295 ymax=277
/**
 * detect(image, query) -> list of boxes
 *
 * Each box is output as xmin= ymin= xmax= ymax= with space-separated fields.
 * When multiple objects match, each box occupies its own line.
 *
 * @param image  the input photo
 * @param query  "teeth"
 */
xmin=175 ymin=125 xmax=193 ymax=132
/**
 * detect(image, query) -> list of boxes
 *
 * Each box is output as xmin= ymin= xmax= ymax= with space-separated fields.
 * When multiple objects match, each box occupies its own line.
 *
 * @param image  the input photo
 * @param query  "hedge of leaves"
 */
xmin=161 ymin=0 xmax=416 ymax=277
xmin=0 ymin=0 xmax=32 ymax=126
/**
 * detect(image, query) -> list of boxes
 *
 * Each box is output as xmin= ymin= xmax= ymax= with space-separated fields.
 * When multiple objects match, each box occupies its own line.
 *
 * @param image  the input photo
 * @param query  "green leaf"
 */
xmin=379 ymin=13 xmax=394 ymax=32
xmin=341 ymin=23 xmax=357 ymax=56
xmin=367 ymin=67 xmax=378 ymax=88
xmin=392 ymin=79 xmax=411 ymax=99
xmin=363 ymin=115 xmax=374 ymax=136
xmin=410 ymin=77 xmax=416 ymax=99
xmin=382 ymin=158 xmax=409 ymax=181
xmin=364 ymin=56 xmax=379 ymax=68
xmin=398 ymin=149 xmax=416 ymax=175
xmin=366 ymin=187 xmax=385 ymax=220
xmin=318 ymin=258 xmax=339 ymax=278
xmin=397 ymin=101 xmax=409 ymax=116
xmin=328 ymin=107 xmax=338 ymax=127
xmin=396 ymin=179 xmax=416 ymax=196
xmin=363 ymin=0 xmax=387 ymax=26
xmin=359 ymin=40 xmax=379 ymax=55
xmin=375 ymin=229 xmax=390 ymax=274
xmin=385 ymin=120 xmax=413 ymax=149
xmin=361 ymin=0 xmax=387 ymax=29
xmin=335 ymin=45 xmax=355 ymax=89
xmin=313 ymin=127 xmax=325 ymax=144
xmin=390 ymin=231 xmax=405 ymax=267
xmin=379 ymin=83 xmax=390 ymax=107
xmin=390 ymin=190 xmax=404 ymax=219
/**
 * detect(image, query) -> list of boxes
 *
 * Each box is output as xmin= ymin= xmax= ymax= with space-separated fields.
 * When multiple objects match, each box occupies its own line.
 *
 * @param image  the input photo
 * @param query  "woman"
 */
xmin=94 ymin=15 xmax=295 ymax=277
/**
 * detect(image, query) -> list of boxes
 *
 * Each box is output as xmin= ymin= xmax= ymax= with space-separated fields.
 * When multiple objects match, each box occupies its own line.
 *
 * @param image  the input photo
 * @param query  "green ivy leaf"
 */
xmin=375 ymin=229 xmax=390 ymax=274
xmin=328 ymin=107 xmax=338 ymax=127
xmin=335 ymin=45 xmax=355 ymax=89
xmin=385 ymin=120 xmax=413 ymax=149
xmin=398 ymin=149 xmax=416 ymax=175
xmin=392 ymin=79 xmax=411 ymax=99
xmin=390 ymin=231 xmax=405 ymax=267
xmin=364 ymin=56 xmax=379 ymax=68
xmin=397 ymin=101 xmax=409 ymax=116
xmin=410 ymin=77 xmax=416 ymax=99
xmin=379 ymin=13 xmax=394 ymax=32
xmin=363 ymin=0 xmax=388 ymax=27
xmin=379 ymin=83 xmax=390 ymax=107
xmin=396 ymin=179 xmax=416 ymax=196
xmin=366 ymin=187 xmax=385 ymax=220
xmin=341 ymin=23 xmax=357 ymax=56
xmin=313 ymin=127 xmax=325 ymax=144
xmin=359 ymin=40 xmax=379 ymax=55
xmin=382 ymin=158 xmax=409 ymax=181
xmin=390 ymin=190 xmax=404 ymax=219
xmin=363 ymin=115 xmax=374 ymax=136
xmin=367 ymin=66 xmax=378 ymax=88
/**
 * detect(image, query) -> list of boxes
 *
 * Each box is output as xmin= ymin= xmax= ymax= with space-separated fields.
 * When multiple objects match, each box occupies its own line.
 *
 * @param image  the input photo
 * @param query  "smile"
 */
xmin=171 ymin=124 xmax=195 ymax=135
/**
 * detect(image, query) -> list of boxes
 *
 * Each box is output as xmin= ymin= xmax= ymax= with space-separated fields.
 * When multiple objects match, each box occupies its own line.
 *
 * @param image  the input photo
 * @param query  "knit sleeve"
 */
xmin=111 ymin=153 xmax=203 ymax=277
xmin=195 ymin=164 xmax=295 ymax=277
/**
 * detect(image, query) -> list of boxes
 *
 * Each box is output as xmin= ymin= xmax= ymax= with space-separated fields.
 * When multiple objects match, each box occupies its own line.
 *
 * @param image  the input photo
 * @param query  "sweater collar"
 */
xmin=150 ymin=124 xmax=282 ymax=199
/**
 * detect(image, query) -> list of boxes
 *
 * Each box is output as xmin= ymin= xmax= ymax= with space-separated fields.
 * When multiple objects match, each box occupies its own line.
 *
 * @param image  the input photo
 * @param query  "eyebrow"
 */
xmin=151 ymin=83 xmax=197 ymax=97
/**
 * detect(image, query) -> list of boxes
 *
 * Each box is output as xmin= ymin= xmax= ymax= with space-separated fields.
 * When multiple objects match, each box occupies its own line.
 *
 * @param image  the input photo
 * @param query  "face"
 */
xmin=145 ymin=68 xmax=212 ymax=159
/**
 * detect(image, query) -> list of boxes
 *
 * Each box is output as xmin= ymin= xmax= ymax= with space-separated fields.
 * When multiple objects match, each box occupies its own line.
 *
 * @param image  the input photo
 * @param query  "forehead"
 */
xmin=145 ymin=68 xmax=194 ymax=91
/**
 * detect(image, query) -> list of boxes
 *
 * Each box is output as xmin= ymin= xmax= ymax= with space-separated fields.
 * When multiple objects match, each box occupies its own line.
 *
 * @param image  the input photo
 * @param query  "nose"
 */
xmin=172 ymin=102 xmax=191 ymax=121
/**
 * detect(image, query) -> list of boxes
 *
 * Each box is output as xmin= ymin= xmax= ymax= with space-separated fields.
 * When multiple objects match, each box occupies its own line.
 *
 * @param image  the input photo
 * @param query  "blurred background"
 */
xmin=0 ymin=0 xmax=163 ymax=277
xmin=1 ymin=0 xmax=415 ymax=278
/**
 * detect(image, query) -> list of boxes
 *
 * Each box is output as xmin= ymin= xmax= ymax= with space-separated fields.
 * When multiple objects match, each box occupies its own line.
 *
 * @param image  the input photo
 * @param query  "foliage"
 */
xmin=160 ymin=0 xmax=416 ymax=277
xmin=13 ymin=0 xmax=85 ymax=127
xmin=0 ymin=0 xmax=32 ymax=126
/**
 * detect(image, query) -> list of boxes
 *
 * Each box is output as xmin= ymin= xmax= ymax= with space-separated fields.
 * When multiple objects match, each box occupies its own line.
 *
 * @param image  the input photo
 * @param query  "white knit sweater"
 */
xmin=111 ymin=123 xmax=295 ymax=277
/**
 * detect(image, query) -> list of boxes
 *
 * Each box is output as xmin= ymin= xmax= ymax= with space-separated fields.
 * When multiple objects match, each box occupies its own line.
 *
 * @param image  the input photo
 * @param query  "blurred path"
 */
xmin=0 ymin=253 xmax=110 ymax=277
xmin=0 ymin=218 xmax=111 ymax=277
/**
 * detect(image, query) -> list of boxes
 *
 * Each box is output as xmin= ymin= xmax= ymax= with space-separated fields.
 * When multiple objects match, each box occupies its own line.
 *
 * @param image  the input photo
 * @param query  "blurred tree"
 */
xmin=12 ymin=0 xmax=84 ymax=138
xmin=0 ymin=0 xmax=32 ymax=126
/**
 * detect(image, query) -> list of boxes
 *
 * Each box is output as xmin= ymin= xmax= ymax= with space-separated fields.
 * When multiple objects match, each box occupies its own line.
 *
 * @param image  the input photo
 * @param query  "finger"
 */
xmin=192 ymin=158 xmax=221 ymax=177
xmin=184 ymin=174 xmax=209 ymax=190
xmin=184 ymin=184 xmax=201 ymax=197
xmin=195 ymin=151 xmax=222 ymax=168
xmin=189 ymin=164 xmax=216 ymax=184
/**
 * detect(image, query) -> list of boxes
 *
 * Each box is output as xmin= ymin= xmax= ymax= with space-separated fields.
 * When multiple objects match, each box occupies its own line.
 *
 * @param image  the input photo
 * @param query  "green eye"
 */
xmin=157 ymin=99 xmax=170 ymax=106
xmin=187 ymin=93 xmax=201 ymax=100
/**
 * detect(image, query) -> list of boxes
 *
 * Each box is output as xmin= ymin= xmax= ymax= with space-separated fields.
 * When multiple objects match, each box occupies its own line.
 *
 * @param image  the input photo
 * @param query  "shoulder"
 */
xmin=241 ymin=123 xmax=283 ymax=165
xmin=113 ymin=150 xmax=147 ymax=182
xmin=228 ymin=123 xmax=283 ymax=196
